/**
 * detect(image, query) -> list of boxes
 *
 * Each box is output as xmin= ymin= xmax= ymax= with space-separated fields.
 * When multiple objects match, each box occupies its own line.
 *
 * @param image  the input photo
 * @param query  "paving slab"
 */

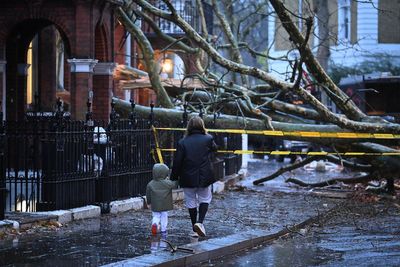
xmin=69 ymin=205 xmax=101 ymax=220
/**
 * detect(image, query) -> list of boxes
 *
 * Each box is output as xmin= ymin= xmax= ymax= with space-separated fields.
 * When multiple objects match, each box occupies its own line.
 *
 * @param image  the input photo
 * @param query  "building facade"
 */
xmin=0 ymin=0 xmax=212 ymax=121
xmin=0 ymin=0 xmax=132 ymax=121
xmin=268 ymin=0 xmax=400 ymax=78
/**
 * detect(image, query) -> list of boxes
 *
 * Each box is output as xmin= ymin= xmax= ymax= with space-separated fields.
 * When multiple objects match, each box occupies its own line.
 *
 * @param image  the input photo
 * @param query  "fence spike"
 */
xmin=86 ymin=98 xmax=94 ymax=127
xmin=57 ymin=97 xmax=62 ymax=112
xmin=110 ymin=99 xmax=117 ymax=122
xmin=129 ymin=99 xmax=137 ymax=127
xmin=149 ymin=102 xmax=154 ymax=126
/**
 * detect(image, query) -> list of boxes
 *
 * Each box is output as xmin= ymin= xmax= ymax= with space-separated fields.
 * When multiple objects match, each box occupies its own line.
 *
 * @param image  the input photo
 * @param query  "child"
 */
xmin=146 ymin=163 xmax=178 ymax=235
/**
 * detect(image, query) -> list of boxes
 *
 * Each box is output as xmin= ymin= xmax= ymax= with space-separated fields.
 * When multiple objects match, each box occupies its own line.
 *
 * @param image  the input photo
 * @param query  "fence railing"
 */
xmin=0 ymin=113 xmax=5 ymax=219
xmin=0 ymin=100 xmax=241 ymax=219
xmin=0 ymin=100 xmax=155 ymax=216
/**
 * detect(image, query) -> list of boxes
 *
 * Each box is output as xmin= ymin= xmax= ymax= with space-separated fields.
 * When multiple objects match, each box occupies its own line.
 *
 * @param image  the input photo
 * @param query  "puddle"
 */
xmin=202 ymin=200 xmax=400 ymax=267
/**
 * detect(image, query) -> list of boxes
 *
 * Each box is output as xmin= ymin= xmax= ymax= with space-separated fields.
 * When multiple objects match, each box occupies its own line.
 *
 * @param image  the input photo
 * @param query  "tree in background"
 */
xmin=113 ymin=0 xmax=400 ymax=192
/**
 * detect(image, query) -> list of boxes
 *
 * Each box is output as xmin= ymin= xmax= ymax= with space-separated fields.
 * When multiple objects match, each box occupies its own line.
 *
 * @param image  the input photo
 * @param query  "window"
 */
xmin=338 ymin=0 xmax=350 ymax=40
xmin=378 ymin=0 xmax=400 ymax=43
xmin=350 ymin=0 xmax=357 ymax=44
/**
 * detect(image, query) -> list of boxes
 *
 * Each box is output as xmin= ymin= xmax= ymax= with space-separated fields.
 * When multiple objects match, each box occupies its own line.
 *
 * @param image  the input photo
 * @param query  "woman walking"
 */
xmin=171 ymin=116 xmax=218 ymax=237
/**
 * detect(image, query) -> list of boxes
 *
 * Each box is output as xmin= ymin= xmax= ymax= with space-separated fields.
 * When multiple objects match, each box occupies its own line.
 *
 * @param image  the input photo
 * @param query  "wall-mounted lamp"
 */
xmin=161 ymin=58 xmax=174 ymax=74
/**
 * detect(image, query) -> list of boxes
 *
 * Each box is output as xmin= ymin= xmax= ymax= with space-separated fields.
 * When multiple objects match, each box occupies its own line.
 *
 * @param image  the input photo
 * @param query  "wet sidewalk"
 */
xmin=202 ymin=197 xmax=400 ymax=267
xmin=0 ymin=159 xmax=345 ymax=266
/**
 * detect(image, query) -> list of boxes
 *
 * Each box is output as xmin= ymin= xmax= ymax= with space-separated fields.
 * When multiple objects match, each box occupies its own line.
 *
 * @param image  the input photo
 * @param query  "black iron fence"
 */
xmin=0 ymin=100 xmax=242 ymax=219
xmin=0 ymin=112 xmax=5 ymax=219
xmin=0 ymin=100 xmax=154 ymax=217
xmin=217 ymin=133 xmax=242 ymax=176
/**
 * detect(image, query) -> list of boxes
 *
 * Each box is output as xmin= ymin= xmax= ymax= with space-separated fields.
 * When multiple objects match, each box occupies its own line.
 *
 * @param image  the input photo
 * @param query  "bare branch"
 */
xmin=286 ymin=174 xmax=373 ymax=188
xmin=133 ymin=8 xmax=198 ymax=54
xmin=116 ymin=7 xmax=174 ymax=108
xmin=253 ymin=156 xmax=323 ymax=185
xmin=269 ymin=0 xmax=366 ymax=121
xmin=212 ymin=0 xmax=248 ymax=86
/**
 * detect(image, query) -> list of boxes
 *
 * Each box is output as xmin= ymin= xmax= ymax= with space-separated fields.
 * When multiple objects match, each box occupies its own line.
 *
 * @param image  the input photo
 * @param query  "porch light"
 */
xmin=162 ymin=58 xmax=173 ymax=74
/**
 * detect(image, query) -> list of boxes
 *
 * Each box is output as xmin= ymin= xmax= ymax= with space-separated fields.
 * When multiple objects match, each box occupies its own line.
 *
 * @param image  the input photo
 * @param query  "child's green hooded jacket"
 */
xmin=146 ymin=164 xmax=178 ymax=212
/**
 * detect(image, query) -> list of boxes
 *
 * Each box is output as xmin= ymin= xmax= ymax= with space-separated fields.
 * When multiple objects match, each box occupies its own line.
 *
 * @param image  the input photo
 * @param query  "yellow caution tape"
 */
xmin=373 ymin=134 xmax=395 ymax=139
xmin=233 ymin=150 xmax=254 ymax=154
xmin=151 ymin=126 xmax=164 ymax=164
xmin=307 ymin=151 xmax=329 ymax=156
xmin=319 ymin=132 xmax=344 ymax=138
xmin=152 ymin=127 xmax=400 ymax=161
xmin=344 ymin=152 xmax=366 ymax=156
xmin=154 ymin=127 xmax=400 ymax=140
xmin=155 ymin=148 xmax=400 ymax=156
xmin=263 ymin=130 xmax=284 ymax=136
xmin=299 ymin=131 xmax=321 ymax=138
xmin=270 ymin=151 xmax=291 ymax=155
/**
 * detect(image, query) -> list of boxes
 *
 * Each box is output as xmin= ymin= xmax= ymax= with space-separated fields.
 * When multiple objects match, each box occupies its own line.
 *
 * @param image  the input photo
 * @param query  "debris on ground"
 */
xmin=303 ymin=160 xmax=344 ymax=173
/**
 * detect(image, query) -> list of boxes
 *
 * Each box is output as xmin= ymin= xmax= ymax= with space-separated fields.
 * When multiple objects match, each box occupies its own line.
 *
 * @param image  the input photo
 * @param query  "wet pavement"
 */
xmin=0 ymin=158 xmax=343 ymax=267
xmin=241 ymin=157 xmax=362 ymax=194
xmin=202 ymin=198 xmax=400 ymax=267
xmin=206 ymin=159 xmax=400 ymax=267
xmin=0 ymin=191 xmax=338 ymax=266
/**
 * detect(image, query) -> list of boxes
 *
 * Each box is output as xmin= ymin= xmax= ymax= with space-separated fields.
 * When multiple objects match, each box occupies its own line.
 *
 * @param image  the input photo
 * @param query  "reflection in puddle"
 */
xmin=150 ymin=235 xmax=168 ymax=253
xmin=204 ymin=237 xmax=342 ymax=267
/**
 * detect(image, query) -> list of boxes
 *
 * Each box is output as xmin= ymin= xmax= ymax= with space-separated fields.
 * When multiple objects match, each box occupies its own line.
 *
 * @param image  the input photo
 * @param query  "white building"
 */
xmin=267 ymin=0 xmax=400 ymax=78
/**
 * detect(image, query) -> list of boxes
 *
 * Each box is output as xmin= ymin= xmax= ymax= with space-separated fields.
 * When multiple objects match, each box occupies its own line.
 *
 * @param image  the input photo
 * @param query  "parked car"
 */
xmin=339 ymin=73 xmax=400 ymax=122
xmin=276 ymin=139 xmax=310 ymax=163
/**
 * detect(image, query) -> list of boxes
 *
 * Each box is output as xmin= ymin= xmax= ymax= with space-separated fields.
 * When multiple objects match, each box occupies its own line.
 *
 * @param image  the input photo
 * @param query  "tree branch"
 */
xmin=253 ymin=156 xmax=322 ymax=185
xmin=133 ymin=8 xmax=198 ymax=54
xmin=116 ymin=7 xmax=174 ymax=108
xmin=286 ymin=174 xmax=373 ymax=188
xmin=269 ymin=0 xmax=366 ymax=121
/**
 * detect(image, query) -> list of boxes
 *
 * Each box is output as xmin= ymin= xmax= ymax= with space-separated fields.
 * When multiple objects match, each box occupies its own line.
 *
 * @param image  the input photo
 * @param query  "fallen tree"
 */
xmin=114 ymin=0 xmax=400 ymax=193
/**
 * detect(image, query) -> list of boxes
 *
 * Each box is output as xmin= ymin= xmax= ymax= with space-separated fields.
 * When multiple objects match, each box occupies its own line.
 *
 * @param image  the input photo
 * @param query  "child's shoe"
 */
xmin=151 ymin=223 xmax=158 ymax=235
xmin=194 ymin=223 xmax=206 ymax=237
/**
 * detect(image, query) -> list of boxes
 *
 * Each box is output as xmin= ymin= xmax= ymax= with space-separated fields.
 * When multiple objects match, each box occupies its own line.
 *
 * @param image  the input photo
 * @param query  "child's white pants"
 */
xmin=152 ymin=211 xmax=168 ymax=232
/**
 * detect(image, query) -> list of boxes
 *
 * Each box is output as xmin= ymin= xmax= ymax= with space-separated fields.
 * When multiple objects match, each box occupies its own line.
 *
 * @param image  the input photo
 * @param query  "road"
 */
xmin=203 ymin=158 xmax=400 ymax=267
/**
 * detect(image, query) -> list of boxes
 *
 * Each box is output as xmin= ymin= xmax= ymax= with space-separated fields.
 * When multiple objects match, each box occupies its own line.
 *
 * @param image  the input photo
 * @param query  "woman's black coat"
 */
xmin=171 ymin=131 xmax=217 ymax=188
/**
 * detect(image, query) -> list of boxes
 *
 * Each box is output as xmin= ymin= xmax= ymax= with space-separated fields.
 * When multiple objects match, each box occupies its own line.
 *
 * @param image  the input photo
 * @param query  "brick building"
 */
xmin=0 ymin=0 xmax=212 ymax=121
xmin=0 ymin=0 xmax=128 ymax=120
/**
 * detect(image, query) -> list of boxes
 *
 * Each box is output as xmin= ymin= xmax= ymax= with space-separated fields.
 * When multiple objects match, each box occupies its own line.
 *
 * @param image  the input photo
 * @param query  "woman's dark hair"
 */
xmin=185 ymin=116 xmax=207 ymax=136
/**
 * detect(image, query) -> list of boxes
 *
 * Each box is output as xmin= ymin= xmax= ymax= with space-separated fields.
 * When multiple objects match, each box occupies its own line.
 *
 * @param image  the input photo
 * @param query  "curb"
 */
xmin=101 ymin=207 xmax=329 ymax=267
xmin=0 ymin=174 xmax=242 ymax=232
